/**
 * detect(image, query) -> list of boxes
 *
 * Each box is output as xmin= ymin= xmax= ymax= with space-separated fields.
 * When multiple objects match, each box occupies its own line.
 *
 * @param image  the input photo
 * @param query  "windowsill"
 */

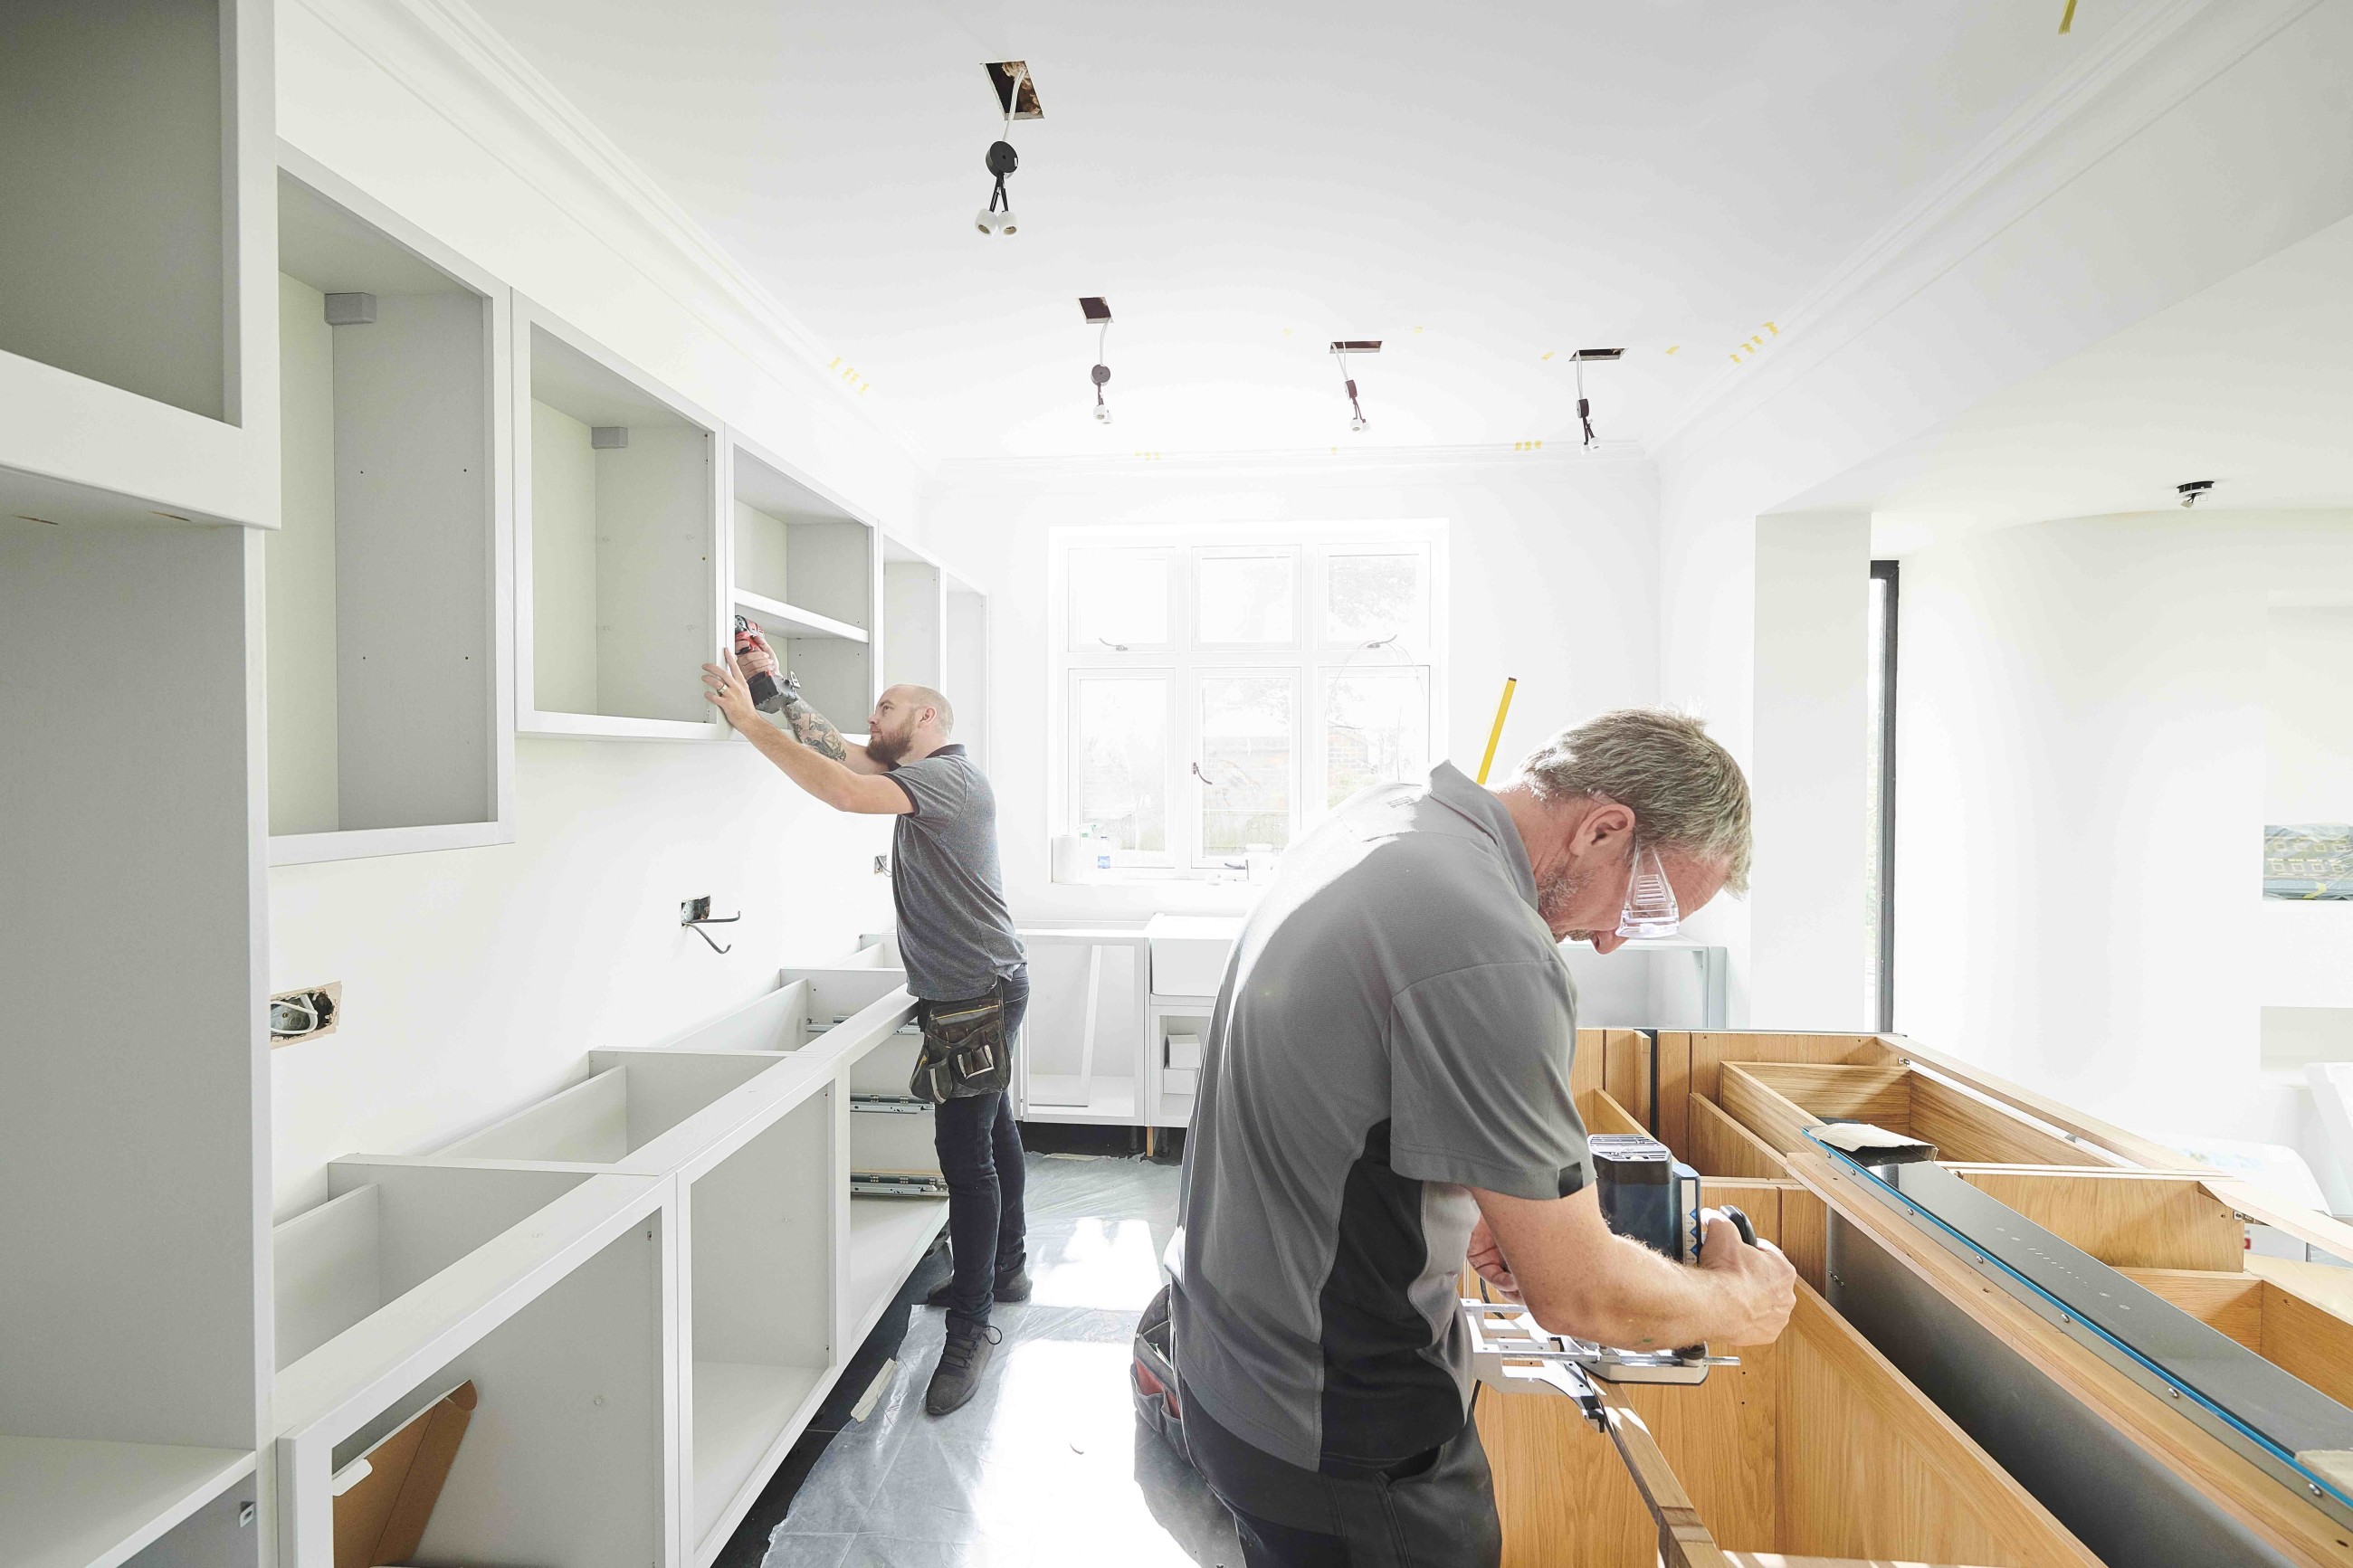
xmin=1054 ymin=870 xmax=1271 ymax=888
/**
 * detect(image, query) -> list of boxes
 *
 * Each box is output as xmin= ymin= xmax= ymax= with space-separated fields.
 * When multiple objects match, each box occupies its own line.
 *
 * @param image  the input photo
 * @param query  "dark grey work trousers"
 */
xmin=929 ymin=966 xmax=1029 ymax=1327
xmin=1181 ymin=1383 xmax=1503 ymax=1568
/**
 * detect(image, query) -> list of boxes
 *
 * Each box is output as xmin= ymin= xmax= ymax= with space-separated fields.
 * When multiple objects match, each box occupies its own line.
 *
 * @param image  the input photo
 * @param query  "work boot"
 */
xmin=923 ymin=1264 xmax=1031 ymax=1309
xmin=925 ymin=1319 xmax=1003 ymax=1416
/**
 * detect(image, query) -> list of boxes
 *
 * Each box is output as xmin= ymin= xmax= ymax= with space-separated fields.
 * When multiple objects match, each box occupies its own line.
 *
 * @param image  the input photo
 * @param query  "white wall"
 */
xmin=1894 ymin=511 xmax=2353 ymax=1174
xmin=1749 ymin=512 xmax=1873 ymax=1030
xmin=2267 ymin=604 xmax=2353 ymax=822
xmin=919 ymin=454 xmax=1660 ymax=927
xmin=268 ymin=5 xmax=917 ymax=1212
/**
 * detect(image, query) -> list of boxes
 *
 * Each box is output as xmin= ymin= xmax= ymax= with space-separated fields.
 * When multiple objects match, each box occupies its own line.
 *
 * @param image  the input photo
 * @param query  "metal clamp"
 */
xmin=1462 ymin=1298 xmax=1736 ymax=1430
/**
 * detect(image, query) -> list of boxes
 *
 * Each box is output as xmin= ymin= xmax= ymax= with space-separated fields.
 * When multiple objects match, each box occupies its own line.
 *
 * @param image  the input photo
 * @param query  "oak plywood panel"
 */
xmin=1776 ymin=1288 xmax=2096 ymax=1568
xmin=1740 ymin=1064 xmax=1912 ymax=1127
xmin=1908 ymin=1079 xmax=2082 ymax=1166
xmin=1690 ymin=1095 xmax=1797 ymax=1180
xmin=1951 ymin=1169 xmax=2243 ymax=1273
xmin=1718 ymin=1067 xmax=1828 ymax=1155
xmin=2258 ymin=1283 xmax=2353 ymax=1411
xmin=2117 ymin=1269 xmax=2265 ymax=1349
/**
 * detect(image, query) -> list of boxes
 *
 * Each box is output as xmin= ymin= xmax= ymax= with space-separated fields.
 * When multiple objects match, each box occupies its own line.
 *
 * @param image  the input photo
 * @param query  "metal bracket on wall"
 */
xmin=680 ymin=896 xmax=740 ymax=955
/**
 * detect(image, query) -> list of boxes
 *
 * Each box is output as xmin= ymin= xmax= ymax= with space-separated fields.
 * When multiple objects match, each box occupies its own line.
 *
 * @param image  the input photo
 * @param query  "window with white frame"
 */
xmin=1055 ymin=527 xmax=1445 ymax=874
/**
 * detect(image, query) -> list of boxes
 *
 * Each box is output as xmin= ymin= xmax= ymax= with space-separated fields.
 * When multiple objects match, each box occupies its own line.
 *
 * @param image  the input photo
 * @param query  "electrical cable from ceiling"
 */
xmin=1081 ymin=297 xmax=1113 ymax=423
xmin=1568 ymin=347 xmax=1624 ymax=448
xmin=1330 ymin=340 xmax=1379 ymax=432
xmin=976 ymin=64 xmax=1029 ymax=236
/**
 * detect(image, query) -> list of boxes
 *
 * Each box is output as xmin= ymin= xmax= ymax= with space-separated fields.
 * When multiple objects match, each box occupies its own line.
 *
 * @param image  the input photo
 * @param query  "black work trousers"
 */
xmin=930 ymin=966 xmax=1028 ymax=1328
xmin=1182 ymin=1383 xmax=1502 ymax=1568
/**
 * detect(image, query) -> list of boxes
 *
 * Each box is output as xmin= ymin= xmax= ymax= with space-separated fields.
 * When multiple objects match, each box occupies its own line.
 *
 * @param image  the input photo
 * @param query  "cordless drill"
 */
xmin=733 ymin=615 xmax=787 ymax=712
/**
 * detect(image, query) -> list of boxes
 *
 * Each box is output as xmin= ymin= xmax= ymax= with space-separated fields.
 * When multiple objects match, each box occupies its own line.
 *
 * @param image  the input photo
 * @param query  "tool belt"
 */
xmin=910 ymin=980 xmax=1013 ymax=1103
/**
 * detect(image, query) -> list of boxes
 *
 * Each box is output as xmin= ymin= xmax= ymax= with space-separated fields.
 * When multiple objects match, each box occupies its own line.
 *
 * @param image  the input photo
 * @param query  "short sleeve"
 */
xmin=1386 ymin=961 xmax=1589 ymax=1201
xmin=888 ymin=757 xmax=969 ymax=821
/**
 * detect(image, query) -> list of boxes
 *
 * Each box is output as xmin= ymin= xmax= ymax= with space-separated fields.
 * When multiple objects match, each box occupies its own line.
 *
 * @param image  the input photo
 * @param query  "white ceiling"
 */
xmin=465 ymin=0 xmax=2161 ymax=461
xmin=1793 ymin=213 xmax=2353 ymax=553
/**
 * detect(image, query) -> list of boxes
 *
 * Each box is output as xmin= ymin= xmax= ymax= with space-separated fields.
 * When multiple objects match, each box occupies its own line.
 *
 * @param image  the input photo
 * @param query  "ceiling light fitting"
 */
xmin=976 ymin=63 xmax=1034 ymax=237
xmin=2177 ymin=480 xmax=2215 ymax=508
xmin=1331 ymin=340 xmax=1380 ymax=432
xmin=1568 ymin=347 xmax=1624 ymax=448
xmin=1081 ymin=297 xmax=1113 ymax=423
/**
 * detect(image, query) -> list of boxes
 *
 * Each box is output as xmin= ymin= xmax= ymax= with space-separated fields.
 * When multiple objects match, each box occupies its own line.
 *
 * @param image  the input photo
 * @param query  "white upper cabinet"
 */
xmin=268 ymin=155 xmax=516 ymax=864
xmin=515 ymin=297 xmax=726 ymax=740
xmin=728 ymin=437 xmax=877 ymax=735
xmin=0 ymin=0 xmax=280 ymax=530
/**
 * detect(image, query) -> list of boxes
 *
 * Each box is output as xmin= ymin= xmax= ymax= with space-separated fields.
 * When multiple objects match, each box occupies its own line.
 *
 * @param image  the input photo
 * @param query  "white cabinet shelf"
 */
xmin=847 ymin=1195 xmax=951 ymax=1345
xmin=267 ymin=157 xmax=514 ymax=865
xmin=0 ymin=1437 xmax=256 ymax=1568
xmin=0 ymin=0 xmax=277 ymax=531
xmin=516 ymin=296 xmax=724 ymax=741
xmin=729 ymin=438 xmax=877 ymax=729
xmin=731 ymin=586 xmax=868 ymax=644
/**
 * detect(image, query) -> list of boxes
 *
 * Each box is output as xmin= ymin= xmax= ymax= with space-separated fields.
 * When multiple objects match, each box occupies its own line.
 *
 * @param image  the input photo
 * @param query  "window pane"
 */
xmin=1325 ymin=552 xmax=1427 ymax=648
xmin=1075 ymin=675 xmax=1167 ymax=851
xmin=1069 ymin=548 xmax=1169 ymax=650
xmin=1198 ymin=675 xmax=1293 ymax=856
xmin=1196 ymin=552 xmax=1296 ymax=646
xmin=1325 ymin=670 xmax=1430 ymax=806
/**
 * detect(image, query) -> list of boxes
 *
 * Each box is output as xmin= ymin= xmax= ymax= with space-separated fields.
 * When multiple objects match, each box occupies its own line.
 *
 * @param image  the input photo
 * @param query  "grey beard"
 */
xmin=1535 ymin=866 xmax=1594 ymax=936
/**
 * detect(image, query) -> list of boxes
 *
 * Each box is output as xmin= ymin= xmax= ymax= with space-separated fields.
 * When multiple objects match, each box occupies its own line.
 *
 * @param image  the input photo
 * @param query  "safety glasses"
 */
xmin=1615 ymin=842 xmax=1680 ymax=940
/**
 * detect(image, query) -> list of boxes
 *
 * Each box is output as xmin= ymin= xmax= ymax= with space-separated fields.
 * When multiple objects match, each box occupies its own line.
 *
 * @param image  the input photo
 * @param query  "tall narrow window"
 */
xmin=1864 ymin=561 xmax=1900 ymax=1032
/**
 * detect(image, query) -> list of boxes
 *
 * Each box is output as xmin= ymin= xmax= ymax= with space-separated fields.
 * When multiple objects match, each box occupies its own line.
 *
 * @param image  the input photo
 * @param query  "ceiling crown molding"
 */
xmin=1653 ymin=0 xmax=2315 ymax=463
xmin=291 ymin=0 xmax=930 ymax=471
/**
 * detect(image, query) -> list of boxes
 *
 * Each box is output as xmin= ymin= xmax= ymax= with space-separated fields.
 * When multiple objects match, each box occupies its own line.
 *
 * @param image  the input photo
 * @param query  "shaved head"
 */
xmin=898 ymin=685 xmax=955 ymax=736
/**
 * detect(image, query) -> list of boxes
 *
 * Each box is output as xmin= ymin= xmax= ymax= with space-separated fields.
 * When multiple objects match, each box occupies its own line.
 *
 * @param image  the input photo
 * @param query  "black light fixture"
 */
xmin=1569 ymin=347 xmax=1624 ymax=447
xmin=1081 ymin=297 xmax=1113 ymax=423
xmin=1330 ymin=340 xmax=1380 ymax=432
xmin=976 ymin=62 xmax=1039 ymax=237
xmin=2177 ymin=480 xmax=2216 ymax=508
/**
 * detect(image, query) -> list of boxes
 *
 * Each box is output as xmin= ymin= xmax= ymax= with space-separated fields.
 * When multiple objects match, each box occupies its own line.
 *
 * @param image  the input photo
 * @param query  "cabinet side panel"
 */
xmin=596 ymin=426 xmax=713 ymax=724
xmin=0 ymin=522 xmax=263 ymax=1448
xmin=333 ymin=292 xmax=493 ymax=830
xmin=270 ymin=272 xmax=341 ymax=834
xmin=531 ymin=400 xmax=601 ymax=715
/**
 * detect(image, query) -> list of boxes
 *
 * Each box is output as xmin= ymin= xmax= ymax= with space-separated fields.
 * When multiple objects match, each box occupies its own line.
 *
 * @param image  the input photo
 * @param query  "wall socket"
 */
xmin=268 ymin=981 xmax=342 ymax=1049
xmin=873 ymin=854 xmax=891 ymax=876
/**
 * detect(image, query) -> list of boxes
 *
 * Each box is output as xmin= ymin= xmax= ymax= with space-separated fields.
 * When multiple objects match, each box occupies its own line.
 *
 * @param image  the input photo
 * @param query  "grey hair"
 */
xmin=1514 ymin=708 xmax=1752 ymax=892
xmin=903 ymin=684 xmax=955 ymax=736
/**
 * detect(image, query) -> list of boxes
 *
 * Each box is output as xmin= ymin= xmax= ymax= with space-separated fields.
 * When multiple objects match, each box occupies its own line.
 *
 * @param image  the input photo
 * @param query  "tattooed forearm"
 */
xmin=780 ymin=693 xmax=850 ymax=761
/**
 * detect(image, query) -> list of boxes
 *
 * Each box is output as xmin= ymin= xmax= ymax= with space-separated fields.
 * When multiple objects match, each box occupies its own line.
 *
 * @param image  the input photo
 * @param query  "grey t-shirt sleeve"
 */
xmin=1386 ymin=960 xmax=1589 ymax=1201
xmin=887 ymin=755 xmax=969 ymax=820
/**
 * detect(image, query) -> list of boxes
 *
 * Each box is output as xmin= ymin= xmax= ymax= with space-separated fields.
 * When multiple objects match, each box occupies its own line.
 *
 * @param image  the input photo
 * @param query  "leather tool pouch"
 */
xmin=910 ymin=982 xmax=1012 ymax=1104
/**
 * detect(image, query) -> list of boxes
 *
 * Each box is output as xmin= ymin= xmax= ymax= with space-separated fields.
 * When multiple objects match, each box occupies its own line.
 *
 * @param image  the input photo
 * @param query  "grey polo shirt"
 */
xmin=883 ymin=745 xmax=1025 ymax=1001
xmin=1171 ymin=761 xmax=1589 ymax=1471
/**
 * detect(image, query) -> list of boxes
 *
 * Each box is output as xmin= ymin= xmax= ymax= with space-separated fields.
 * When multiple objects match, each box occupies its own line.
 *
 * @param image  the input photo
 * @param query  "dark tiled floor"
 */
xmin=726 ymin=1154 xmax=1242 ymax=1567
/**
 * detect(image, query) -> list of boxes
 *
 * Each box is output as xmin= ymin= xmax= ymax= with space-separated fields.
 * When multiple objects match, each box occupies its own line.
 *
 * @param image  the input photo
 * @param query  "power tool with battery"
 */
xmin=1462 ymin=1131 xmax=1752 ymax=1407
xmin=732 ymin=615 xmax=795 ymax=713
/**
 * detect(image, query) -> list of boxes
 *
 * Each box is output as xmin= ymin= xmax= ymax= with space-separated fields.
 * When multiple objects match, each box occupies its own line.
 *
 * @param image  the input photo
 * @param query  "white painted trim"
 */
xmin=269 ymin=820 xmax=514 ymax=866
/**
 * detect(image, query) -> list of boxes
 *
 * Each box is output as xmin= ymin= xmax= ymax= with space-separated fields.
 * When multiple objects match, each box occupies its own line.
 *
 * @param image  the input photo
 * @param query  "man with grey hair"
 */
xmin=703 ymin=659 xmax=1029 ymax=1417
xmin=1173 ymin=708 xmax=1794 ymax=1567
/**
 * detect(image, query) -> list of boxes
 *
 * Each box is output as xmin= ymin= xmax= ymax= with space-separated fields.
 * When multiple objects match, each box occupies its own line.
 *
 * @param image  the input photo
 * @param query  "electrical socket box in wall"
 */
xmin=270 ymin=980 xmax=343 ymax=1048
